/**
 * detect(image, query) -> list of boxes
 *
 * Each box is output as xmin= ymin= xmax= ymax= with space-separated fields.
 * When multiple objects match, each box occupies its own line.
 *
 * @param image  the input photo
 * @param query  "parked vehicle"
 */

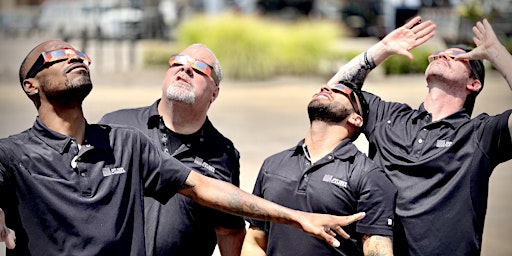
xmin=98 ymin=7 xmax=144 ymax=39
xmin=37 ymin=0 xmax=109 ymax=39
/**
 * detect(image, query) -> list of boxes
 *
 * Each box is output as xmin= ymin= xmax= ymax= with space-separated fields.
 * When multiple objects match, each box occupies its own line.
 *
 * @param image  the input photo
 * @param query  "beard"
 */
xmin=307 ymin=99 xmax=351 ymax=124
xmin=166 ymin=81 xmax=196 ymax=104
xmin=42 ymin=74 xmax=92 ymax=106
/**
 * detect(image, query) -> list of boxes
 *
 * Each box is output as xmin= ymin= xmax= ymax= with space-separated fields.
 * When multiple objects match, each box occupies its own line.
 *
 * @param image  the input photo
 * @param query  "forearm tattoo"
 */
xmin=362 ymin=234 xmax=393 ymax=256
xmin=330 ymin=51 xmax=375 ymax=89
xmin=202 ymin=182 xmax=294 ymax=225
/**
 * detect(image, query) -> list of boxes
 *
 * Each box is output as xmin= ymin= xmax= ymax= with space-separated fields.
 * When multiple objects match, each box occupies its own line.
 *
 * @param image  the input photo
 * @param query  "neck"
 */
xmin=158 ymin=98 xmax=207 ymax=134
xmin=38 ymin=104 xmax=87 ymax=144
xmin=304 ymin=121 xmax=348 ymax=163
xmin=424 ymin=85 xmax=465 ymax=121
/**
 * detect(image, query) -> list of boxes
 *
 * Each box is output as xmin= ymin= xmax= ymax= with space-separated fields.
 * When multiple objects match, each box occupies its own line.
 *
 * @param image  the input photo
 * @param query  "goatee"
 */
xmin=307 ymin=100 xmax=351 ymax=123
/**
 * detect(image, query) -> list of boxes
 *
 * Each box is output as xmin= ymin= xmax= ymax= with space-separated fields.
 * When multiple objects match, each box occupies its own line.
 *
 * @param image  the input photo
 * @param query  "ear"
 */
xmin=467 ymin=78 xmax=482 ymax=93
xmin=210 ymin=86 xmax=219 ymax=103
xmin=348 ymin=113 xmax=364 ymax=128
xmin=23 ymin=78 xmax=40 ymax=96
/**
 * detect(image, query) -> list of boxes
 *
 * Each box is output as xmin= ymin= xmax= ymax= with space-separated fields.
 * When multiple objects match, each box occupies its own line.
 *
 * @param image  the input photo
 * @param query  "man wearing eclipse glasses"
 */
xmin=0 ymin=40 xmax=366 ymax=255
xmin=328 ymin=16 xmax=512 ymax=255
xmin=241 ymin=81 xmax=397 ymax=256
xmin=99 ymin=44 xmax=246 ymax=256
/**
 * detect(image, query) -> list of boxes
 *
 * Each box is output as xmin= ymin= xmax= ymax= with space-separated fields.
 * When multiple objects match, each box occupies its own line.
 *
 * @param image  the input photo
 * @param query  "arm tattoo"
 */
xmin=362 ymin=234 xmax=393 ymax=256
xmin=330 ymin=51 xmax=375 ymax=89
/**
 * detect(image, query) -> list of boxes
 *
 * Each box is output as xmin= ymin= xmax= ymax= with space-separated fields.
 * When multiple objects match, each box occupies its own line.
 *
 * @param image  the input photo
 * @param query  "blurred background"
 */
xmin=1 ymin=0 xmax=512 ymax=82
xmin=2 ymin=0 xmax=512 ymax=42
xmin=1 ymin=1 xmax=512 ymax=256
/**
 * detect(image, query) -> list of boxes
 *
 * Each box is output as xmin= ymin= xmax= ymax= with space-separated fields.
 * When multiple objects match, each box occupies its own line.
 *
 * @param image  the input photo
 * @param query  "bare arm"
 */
xmin=328 ymin=16 xmax=436 ymax=88
xmin=241 ymin=226 xmax=267 ymax=256
xmin=179 ymin=171 xmax=365 ymax=247
xmin=215 ymin=226 xmax=246 ymax=256
xmin=0 ymin=208 xmax=15 ymax=249
xmin=362 ymin=234 xmax=393 ymax=256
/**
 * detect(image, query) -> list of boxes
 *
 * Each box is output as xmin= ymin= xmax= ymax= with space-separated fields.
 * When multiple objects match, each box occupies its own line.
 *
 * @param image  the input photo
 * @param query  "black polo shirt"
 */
xmin=0 ymin=118 xmax=191 ymax=255
xmin=100 ymin=100 xmax=245 ymax=256
xmin=247 ymin=139 xmax=396 ymax=256
xmin=363 ymin=91 xmax=512 ymax=255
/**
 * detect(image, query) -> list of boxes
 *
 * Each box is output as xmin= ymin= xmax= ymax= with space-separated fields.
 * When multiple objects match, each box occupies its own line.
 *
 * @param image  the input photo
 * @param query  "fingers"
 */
xmin=344 ymin=212 xmax=366 ymax=224
xmin=4 ymin=228 xmax=16 ymax=249
xmin=402 ymin=16 xmax=436 ymax=53
xmin=319 ymin=228 xmax=341 ymax=248
xmin=314 ymin=212 xmax=366 ymax=248
xmin=0 ymin=208 xmax=16 ymax=249
xmin=328 ymin=225 xmax=350 ymax=239
xmin=404 ymin=16 xmax=422 ymax=29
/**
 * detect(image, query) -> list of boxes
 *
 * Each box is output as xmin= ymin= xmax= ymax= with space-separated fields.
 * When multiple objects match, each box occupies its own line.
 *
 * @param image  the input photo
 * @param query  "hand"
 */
xmin=297 ymin=211 xmax=365 ymax=247
xmin=0 ymin=208 xmax=16 ymax=249
xmin=454 ymin=19 xmax=501 ymax=62
xmin=381 ymin=16 xmax=436 ymax=59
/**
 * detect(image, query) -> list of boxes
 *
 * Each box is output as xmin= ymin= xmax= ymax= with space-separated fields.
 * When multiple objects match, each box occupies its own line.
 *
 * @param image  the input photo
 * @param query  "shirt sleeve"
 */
xmin=362 ymin=91 xmax=414 ymax=138
xmin=353 ymin=156 xmax=397 ymax=236
xmin=475 ymin=110 xmax=512 ymax=170
xmin=137 ymin=129 xmax=191 ymax=204
xmin=0 ymin=141 xmax=9 ymax=209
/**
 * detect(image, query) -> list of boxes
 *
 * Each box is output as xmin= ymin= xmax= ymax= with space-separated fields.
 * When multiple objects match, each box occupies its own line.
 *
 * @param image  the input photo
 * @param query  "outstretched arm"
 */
xmin=179 ymin=171 xmax=365 ymax=247
xmin=328 ymin=16 xmax=436 ymax=87
xmin=0 ymin=208 xmax=16 ymax=249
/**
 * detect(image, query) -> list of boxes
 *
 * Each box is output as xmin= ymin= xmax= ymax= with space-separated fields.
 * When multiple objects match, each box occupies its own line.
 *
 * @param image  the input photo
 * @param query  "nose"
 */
xmin=320 ymin=85 xmax=332 ymax=93
xmin=179 ymin=62 xmax=194 ymax=77
xmin=438 ymin=51 xmax=452 ymax=60
xmin=68 ymin=56 xmax=89 ymax=66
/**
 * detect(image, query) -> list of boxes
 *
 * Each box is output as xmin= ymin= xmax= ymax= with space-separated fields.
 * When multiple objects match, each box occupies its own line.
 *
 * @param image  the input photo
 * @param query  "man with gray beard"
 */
xmin=99 ymin=44 xmax=247 ymax=256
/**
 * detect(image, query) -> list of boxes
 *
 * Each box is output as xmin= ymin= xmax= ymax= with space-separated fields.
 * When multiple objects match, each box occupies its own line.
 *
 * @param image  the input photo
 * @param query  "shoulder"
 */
xmin=0 ymin=131 xmax=30 ymax=163
xmin=261 ymin=145 xmax=298 ymax=166
xmin=90 ymin=123 xmax=153 ymax=145
xmin=203 ymin=118 xmax=238 ymax=152
xmin=350 ymin=149 xmax=390 ymax=183
xmin=99 ymin=104 xmax=153 ymax=127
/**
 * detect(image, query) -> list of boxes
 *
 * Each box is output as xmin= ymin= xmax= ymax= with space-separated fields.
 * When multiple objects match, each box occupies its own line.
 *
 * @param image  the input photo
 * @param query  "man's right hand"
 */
xmin=0 ymin=208 xmax=16 ymax=249
xmin=296 ymin=211 xmax=366 ymax=247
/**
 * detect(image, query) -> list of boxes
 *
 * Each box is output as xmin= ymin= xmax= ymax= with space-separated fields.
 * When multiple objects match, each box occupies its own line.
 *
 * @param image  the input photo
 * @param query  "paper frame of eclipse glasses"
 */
xmin=25 ymin=48 xmax=91 ymax=80
xmin=427 ymin=50 xmax=468 ymax=63
xmin=329 ymin=83 xmax=362 ymax=116
xmin=168 ymin=55 xmax=219 ymax=86
xmin=428 ymin=49 xmax=478 ymax=78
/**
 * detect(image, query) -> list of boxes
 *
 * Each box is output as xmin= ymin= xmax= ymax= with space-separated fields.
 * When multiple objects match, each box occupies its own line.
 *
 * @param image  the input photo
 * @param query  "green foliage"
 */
xmin=382 ymin=49 xmax=432 ymax=75
xmin=142 ymin=13 xmax=436 ymax=79
xmin=143 ymin=42 xmax=176 ymax=68
xmin=504 ymin=38 xmax=512 ymax=53
xmin=143 ymin=13 xmax=343 ymax=80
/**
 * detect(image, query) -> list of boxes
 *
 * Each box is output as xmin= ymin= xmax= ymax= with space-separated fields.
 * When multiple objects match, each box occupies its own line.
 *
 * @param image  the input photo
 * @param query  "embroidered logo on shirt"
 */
xmin=194 ymin=157 xmax=216 ymax=173
xmin=102 ymin=167 xmax=126 ymax=177
xmin=322 ymin=174 xmax=348 ymax=188
xmin=387 ymin=218 xmax=393 ymax=227
xmin=436 ymin=139 xmax=453 ymax=148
